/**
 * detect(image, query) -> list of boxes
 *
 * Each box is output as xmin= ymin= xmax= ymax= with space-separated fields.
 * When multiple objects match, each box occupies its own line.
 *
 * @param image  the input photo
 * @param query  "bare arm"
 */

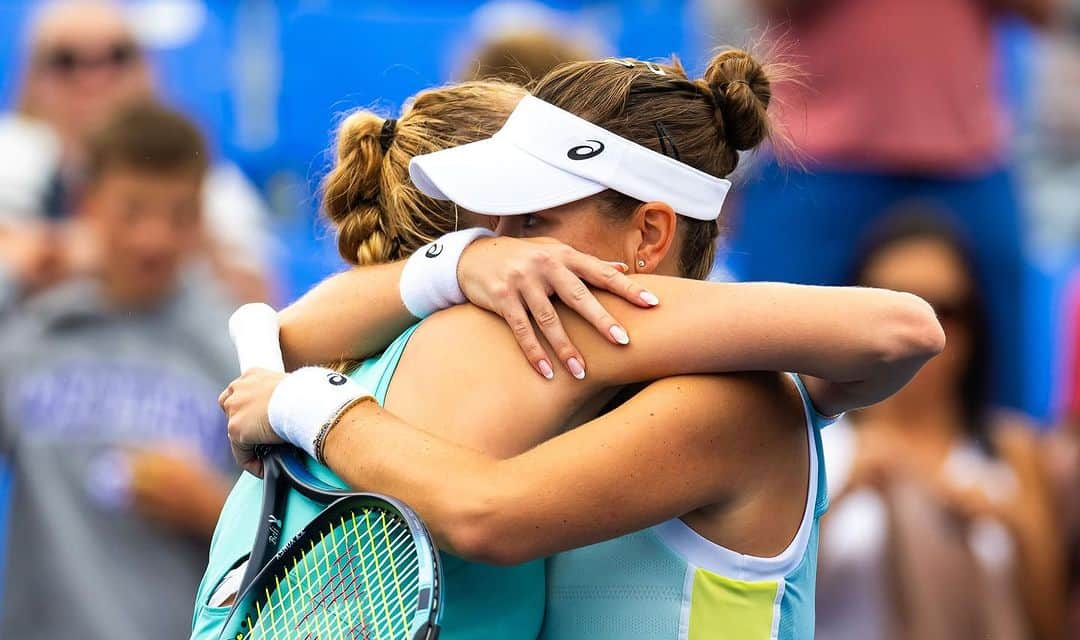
xmin=228 ymin=275 xmax=942 ymax=471
xmin=277 ymin=238 xmax=653 ymax=375
xmin=322 ymin=373 xmax=797 ymax=565
xmin=278 ymin=261 xmax=413 ymax=370
xmin=128 ymin=450 xmax=233 ymax=540
xmin=539 ymin=275 xmax=945 ymax=416
xmin=276 ymin=234 xmax=942 ymax=408
xmin=993 ymin=423 xmax=1066 ymax=640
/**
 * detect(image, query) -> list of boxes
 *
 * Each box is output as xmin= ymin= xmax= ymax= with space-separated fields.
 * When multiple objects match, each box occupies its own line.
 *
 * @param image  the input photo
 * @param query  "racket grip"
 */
xmin=229 ymin=303 xmax=285 ymax=373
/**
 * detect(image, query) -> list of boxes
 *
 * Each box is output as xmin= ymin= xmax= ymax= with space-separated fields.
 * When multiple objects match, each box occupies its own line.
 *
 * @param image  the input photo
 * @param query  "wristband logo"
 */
xmin=425 ymin=244 xmax=443 ymax=258
xmin=567 ymin=139 xmax=605 ymax=160
xmin=326 ymin=373 xmax=348 ymax=386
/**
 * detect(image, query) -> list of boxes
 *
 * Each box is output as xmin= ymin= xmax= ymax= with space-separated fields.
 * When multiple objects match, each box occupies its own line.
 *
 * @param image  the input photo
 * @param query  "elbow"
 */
xmin=873 ymin=291 xmax=946 ymax=367
xmin=440 ymin=487 xmax=534 ymax=567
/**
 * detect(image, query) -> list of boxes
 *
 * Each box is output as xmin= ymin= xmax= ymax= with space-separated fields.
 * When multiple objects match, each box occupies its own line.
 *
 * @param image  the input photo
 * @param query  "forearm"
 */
xmin=278 ymin=261 xmax=412 ymax=369
xmin=1002 ymin=499 xmax=1067 ymax=639
xmin=798 ymin=346 xmax=930 ymax=416
xmin=322 ymin=375 xmax=762 ymax=565
xmin=321 ymin=398 xmax=504 ymax=559
xmin=606 ymin=278 xmax=944 ymax=411
xmin=704 ymin=284 xmax=943 ymax=385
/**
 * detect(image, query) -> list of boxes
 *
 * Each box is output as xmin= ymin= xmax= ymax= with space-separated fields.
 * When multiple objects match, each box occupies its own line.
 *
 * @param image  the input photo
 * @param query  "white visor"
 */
xmin=409 ymin=95 xmax=731 ymax=221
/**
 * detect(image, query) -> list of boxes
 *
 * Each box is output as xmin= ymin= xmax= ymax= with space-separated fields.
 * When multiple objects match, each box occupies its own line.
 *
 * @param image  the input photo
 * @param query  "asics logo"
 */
xmin=425 ymin=244 xmax=443 ymax=258
xmin=567 ymin=140 xmax=605 ymax=160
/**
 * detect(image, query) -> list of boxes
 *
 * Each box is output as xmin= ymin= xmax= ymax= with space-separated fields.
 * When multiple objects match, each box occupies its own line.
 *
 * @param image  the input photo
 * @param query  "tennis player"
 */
xmin=210 ymin=51 xmax=945 ymax=640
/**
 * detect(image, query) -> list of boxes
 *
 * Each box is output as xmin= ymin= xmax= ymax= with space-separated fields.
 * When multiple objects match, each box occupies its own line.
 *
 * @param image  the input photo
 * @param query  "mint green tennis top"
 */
xmin=190 ymin=324 xmax=545 ymax=640
xmin=539 ymin=374 xmax=833 ymax=640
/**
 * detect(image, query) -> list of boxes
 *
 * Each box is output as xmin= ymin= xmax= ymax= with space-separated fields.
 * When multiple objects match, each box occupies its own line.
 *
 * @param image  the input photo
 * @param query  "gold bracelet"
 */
xmin=314 ymin=395 xmax=374 ymax=465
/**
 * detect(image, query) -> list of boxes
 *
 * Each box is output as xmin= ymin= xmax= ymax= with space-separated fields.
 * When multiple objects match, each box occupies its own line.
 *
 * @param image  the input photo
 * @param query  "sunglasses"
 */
xmin=39 ymin=41 xmax=139 ymax=75
xmin=925 ymin=297 xmax=971 ymax=324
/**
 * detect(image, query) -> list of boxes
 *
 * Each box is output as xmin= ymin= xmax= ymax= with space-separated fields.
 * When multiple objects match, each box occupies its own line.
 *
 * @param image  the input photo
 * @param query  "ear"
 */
xmin=627 ymin=201 xmax=677 ymax=273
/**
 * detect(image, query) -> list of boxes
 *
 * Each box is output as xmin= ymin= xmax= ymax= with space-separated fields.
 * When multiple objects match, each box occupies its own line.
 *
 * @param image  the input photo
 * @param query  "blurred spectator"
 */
xmin=0 ymin=0 xmax=274 ymax=304
xmin=0 ymin=102 xmax=238 ymax=640
xmin=727 ymin=0 xmax=1058 ymax=411
xmin=458 ymin=29 xmax=596 ymax=86
xmin=1052 ymin=282 xmax=1080 ymax=634
xmin=817 ymin=213 xmax=1065 ymax=640
xmin=455 ymin=0 xmax=608 ymax=86
xmin=1017 ymin=0 xmax=1080 ymax=247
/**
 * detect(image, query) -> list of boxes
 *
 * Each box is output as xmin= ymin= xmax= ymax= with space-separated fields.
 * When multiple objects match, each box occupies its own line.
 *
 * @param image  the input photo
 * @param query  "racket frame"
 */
xmin=223 ymin=448 xmax=442 ymax=640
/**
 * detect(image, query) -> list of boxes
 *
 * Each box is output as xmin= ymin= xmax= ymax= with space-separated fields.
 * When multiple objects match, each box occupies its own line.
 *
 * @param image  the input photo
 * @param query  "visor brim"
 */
xmin=409 ymin=137 xmax=608 ymax=216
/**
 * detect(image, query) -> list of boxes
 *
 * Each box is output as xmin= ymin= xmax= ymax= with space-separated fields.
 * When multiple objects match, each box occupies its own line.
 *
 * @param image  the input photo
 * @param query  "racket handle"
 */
xmin=228 ymin=303 xmax=285 ymax=374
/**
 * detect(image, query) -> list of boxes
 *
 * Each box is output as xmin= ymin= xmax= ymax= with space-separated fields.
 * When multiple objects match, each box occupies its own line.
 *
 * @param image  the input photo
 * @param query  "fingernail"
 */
xmin=567 ymin=357 xmax=586 ymax=380
xmin=611 ymin=261 xmax=629 ymax=272
xmin=640 ymin=290 xmax=660 ymax=306
xmin=609 ymin=325 xmax=630 ymax=345
xmin=538 ymin=359 xmax=554 ymax=380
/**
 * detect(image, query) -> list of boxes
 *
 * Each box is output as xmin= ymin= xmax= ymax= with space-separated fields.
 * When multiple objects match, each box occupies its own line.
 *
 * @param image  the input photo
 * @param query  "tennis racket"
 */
xmin=220 ymin=303 xmax=442 ymax=640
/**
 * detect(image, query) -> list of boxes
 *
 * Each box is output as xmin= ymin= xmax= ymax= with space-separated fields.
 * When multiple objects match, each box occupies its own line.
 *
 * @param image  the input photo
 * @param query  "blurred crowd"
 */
xmin=0 ymin=0 xmax=1076 ymax=638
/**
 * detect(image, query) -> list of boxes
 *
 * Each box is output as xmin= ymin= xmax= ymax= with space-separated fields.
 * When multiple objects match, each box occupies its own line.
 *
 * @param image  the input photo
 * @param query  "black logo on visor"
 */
xmin=327 ymin=373 xmax=348 ymax=386
xmin=567 ymin=140 xmax=605 ymax=160
xmin=425 ymin=244 xmax=443 ymax=258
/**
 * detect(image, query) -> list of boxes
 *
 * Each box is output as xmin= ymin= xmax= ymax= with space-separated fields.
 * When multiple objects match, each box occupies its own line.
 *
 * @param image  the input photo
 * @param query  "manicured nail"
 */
xmin=611 ymin=261 xmax=629 ymax=273
xmin=609 ymin=325 xmax=630 ymax=345
xmin=640 ymin=290 xmax=660 ymax=306
xmin=538 ymin=359 xmax=554 ymax=380
xmin=566 ymin=357 xmax=586 ymax=380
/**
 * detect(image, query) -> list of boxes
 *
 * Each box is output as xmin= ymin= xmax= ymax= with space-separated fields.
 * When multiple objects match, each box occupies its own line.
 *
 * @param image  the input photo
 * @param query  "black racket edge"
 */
xmin=225 ymin=446 xmax=442 ymax=640
xmin=221 ymin=492 xmax=442 ymax=640
xmin=234 ymin=445 xmax=342 ymax=596
xmin=235 ymin=450 xmax=285 ymax=594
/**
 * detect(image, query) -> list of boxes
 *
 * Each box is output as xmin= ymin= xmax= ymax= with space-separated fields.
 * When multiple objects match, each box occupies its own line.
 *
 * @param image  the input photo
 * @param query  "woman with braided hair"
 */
xmin=211 ymin=50 xmax=945 ymax=640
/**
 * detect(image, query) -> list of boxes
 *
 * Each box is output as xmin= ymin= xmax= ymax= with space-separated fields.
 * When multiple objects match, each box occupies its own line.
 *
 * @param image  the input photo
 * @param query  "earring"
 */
xmin=637 ymin=259 xmax=646 ymax=268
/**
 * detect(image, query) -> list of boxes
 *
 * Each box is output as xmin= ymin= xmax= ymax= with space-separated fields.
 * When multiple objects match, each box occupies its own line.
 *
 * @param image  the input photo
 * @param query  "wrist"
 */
xmin=268 ymin=367 xmax=375 ymax=459
xmin=320 ymin=396 xmax=378 ymax=469
xmin=399 ymin=227 xmax=495 ymax=318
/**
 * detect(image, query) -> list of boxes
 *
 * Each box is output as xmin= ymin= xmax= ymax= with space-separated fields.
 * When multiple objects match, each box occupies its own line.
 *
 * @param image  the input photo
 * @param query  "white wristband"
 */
xmin=267 ymin=367 xmax=374 ymax=459
xmin=400 ymin=227 xmax=496 ymax=318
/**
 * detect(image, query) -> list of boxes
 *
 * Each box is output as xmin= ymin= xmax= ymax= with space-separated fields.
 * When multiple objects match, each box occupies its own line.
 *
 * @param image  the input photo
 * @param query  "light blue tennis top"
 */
xmin=190 ymin=324 xmax=545 ymax=640
xmin=539 ymin=374 xmax=834 ymax=640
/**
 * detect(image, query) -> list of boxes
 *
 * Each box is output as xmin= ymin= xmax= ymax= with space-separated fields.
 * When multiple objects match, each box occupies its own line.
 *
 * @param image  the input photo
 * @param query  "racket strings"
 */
xmin=246 ymin=518 xmax=415 ymax=639
xmin=239 ymin=508 xmax=421 ymax=640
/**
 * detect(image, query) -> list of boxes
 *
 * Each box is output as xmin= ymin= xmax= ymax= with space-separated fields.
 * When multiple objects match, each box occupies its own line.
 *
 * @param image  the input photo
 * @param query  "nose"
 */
xmin=132 ymin=214 xmax=183 ymax=258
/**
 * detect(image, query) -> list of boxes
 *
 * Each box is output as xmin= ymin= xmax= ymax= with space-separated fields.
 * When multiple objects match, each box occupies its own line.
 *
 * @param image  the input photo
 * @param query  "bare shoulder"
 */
xmin=386 ymin=304 xmax=603 ymax=457
xmin=396 ymin=303 xmax=542 ymax=394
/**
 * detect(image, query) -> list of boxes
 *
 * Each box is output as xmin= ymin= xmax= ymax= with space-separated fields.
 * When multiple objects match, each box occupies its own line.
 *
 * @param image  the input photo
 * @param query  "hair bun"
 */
xmin=702 ymin=49 xmax=772 ymax=151
xmin=322 ymin=110 xmax=396 ymax=265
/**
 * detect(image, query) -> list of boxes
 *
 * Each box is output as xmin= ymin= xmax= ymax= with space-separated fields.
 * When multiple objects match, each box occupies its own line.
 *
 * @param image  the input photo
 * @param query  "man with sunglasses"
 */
xmin=0 ymin=0 xmax=273 ymax=304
